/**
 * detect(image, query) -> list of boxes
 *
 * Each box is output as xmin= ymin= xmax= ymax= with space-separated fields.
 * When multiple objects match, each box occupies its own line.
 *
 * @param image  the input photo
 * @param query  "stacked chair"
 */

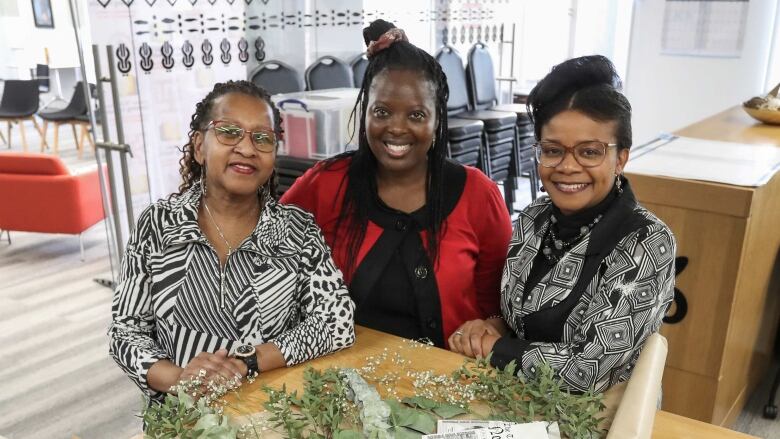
xmin=250 ymin=60 xmax=305 ymax=95
xmin=305 ymin=56 xmax=354 ymax=90
xmin=275 ymin=155 xmax=318 ymax=196
xmin=350 ymin=53 xmax=369 ymax=88
xmin=435 ymin=45 xmax=518 ymax=212
xmin=446 ymin=118 xmax=484 ymax=167
xmin=466 ymin=42 xmax=539 ymax=199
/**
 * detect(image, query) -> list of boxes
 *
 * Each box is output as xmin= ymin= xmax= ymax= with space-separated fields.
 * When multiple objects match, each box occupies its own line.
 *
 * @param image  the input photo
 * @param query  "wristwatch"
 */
xmin=233 ymin=344 xmax=259 ymax=377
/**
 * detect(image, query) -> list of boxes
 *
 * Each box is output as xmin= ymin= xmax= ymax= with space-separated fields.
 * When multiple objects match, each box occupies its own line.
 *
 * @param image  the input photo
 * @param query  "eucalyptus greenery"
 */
xmin=453 ymin=355 xmax=606 ymax=438
xmin=143 ymin=391 xmax=238 ymax=439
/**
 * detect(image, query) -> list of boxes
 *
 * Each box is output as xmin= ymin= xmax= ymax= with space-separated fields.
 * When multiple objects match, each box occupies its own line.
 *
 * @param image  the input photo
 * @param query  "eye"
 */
xmin=540 ymin=143 xmax=564 ymax=156
xmin=252 ymin=131 xmax=276 ymax=145
xmin=372 ymin=107 xmax=389 ymax=118
xmin=409 ymin=111 xmax=426 ymax=121
xmin=215 ymin=125 xmax=243 ymax=139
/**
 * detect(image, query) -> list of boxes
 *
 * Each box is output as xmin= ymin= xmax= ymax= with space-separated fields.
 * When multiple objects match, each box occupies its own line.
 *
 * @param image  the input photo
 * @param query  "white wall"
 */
xmin=625 ymin=0 xmax=779 ymax=144
xmin=0 ymin=0 xmax=80 ymax=79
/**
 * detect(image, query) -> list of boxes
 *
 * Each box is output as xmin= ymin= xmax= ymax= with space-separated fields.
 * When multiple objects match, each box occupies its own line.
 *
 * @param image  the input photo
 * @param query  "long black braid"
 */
xmin=177 ymin=80 xmax=283 ymax=198
xmin=324 ymin=22 xmax=451 ymax=278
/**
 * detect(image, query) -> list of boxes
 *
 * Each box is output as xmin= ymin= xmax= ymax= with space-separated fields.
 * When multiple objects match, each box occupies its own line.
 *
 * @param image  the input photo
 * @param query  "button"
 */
xmin=395 ymin=220 xmax=407 ymax=231
xmin=414 ymin=265 xmax=428 ymax=279
xmin=427 ymin=319 xmax=438 ymax=329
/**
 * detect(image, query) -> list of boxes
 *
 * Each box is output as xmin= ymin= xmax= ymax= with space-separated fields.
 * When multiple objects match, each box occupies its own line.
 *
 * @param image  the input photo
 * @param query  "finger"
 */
xmin=469 ymin=332 xmax=484 ymax=358
xmin=206 ymin=360 xmax=242 ymax=381
xmin=210 ymin=355 xmax=243 ymax=377
xmin=448 ymin=331 xmax=463 ymax=354
xmin=214 ymin=348 xmax=229 ymax=358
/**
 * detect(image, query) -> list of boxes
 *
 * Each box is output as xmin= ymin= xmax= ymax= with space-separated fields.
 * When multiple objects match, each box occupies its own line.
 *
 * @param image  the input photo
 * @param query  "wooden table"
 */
xmin=227 ymin=326 xmax=756 ymax=438
xmin=626 ymin=106 xmax=780 ymax=426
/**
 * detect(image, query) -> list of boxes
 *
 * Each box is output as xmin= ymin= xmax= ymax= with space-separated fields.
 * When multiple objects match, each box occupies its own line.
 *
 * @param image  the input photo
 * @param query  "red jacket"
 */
xmin=280 ymin=158 xmax=512 ymax=342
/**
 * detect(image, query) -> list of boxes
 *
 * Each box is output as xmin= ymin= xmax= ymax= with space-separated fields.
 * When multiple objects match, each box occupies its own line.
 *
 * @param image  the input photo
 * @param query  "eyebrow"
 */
xmin=215 ymin=119 xmax=274 ymax=131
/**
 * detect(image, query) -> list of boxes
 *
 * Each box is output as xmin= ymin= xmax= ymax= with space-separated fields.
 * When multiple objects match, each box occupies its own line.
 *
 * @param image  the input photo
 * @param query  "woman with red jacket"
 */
xmin=281 ymin=21 xmax=511 ymax=348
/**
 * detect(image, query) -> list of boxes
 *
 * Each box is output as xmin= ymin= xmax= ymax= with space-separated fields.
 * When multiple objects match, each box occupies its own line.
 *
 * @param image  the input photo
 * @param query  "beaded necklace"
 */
xmin=540 ymin=213 xmax=603 ymax=263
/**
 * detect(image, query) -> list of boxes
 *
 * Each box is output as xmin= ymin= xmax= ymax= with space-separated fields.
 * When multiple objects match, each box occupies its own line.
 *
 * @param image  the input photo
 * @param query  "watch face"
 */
xmin=236 ymin=344 xmax=255 ymax=356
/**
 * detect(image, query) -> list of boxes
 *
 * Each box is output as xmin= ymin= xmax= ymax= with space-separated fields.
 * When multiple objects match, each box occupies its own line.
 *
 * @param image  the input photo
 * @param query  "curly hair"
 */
xmin=177 ymin=80 xmax=283 ymax=197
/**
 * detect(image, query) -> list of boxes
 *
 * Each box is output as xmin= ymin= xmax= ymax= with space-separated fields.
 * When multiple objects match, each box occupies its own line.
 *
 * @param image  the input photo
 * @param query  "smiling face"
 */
xmin=194 ymin=92 xmax=276 ymax=199
xmin=539 ymin=109 xmax=629 ymax=215
xmin=365 ymin=69 xmax=437 ymax=179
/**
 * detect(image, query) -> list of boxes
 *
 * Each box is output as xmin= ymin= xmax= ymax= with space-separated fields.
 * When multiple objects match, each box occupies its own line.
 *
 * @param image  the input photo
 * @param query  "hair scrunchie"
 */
xmin=366 ymin=28 xmax=408 ymax=58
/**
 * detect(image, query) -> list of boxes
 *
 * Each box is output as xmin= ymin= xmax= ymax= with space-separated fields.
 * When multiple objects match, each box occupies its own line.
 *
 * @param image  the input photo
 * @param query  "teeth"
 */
xmin=232 ymin=164 xmax=254 ymax=170
xmin=556 ymin=183 xmax=588 ymax=192
xmin=385 ymin=143 xmax=411 ymax=153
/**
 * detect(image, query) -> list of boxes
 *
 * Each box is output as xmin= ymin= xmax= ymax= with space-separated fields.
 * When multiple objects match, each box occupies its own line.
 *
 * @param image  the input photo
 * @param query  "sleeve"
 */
xmin=472 ymin=177 xmax=513 ymax=317
xmin=490 ymin=223 xmax=676 ymax=393
xmin=107 ymin=206 xmax=170 ymax=398
xmin=269 ymin=217 xmax=356 ymax=365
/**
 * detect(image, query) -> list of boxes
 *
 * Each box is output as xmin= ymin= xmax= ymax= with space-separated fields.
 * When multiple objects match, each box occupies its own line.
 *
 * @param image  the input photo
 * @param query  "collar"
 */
xmin=160 ymin=182 xmax=292 ymax=256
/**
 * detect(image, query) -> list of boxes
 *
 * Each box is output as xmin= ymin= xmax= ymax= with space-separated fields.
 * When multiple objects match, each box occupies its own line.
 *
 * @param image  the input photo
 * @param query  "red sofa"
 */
xmin=0 ymin=152 xmax=105 ymax=239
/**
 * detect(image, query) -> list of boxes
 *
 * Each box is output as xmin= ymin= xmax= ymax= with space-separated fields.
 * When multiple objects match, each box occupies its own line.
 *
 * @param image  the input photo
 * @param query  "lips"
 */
xmin=229 ymin=162 xmax=257 ymax=175
xmin=553 ymin=182 xmax=590 ymax=193
xmin=383 ymin=141 xmax=412 ymax=158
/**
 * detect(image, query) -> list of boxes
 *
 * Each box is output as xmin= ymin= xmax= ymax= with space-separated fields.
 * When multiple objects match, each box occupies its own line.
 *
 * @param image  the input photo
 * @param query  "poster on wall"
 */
xmin=32 ymin=0 xmax=54 ymax=28
xmin=661 ymin=0 xmax=749 ymax=58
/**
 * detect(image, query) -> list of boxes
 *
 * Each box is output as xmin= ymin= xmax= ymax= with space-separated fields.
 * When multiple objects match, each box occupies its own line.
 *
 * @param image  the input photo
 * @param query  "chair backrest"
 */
xmin=250 ymin=60 xmax=305 ymax=95
xmin=466 ymin=42 xmax=498 ymax=110
xmin=434 ymin=46 xmax=471 ymax=116
xmin=63 ymin=82 xmax=89 ymax=116
xmin=0 ymin=80 xmax=40 ymax=117
xmin=0 ymin=152 xmax=69 ymax=175
xmin=305 ymin=56 xmax=354 ymax=90
xmin=276 ymin=155 xmax=319 ymax=196
xmin=350 ymin=53 xmax=369 ymax=88
xmin=35 ymin=64 xmax=50 ymax=92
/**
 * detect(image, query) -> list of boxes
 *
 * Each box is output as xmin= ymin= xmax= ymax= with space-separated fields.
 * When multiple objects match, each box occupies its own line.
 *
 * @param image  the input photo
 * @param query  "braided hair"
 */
xmin=326 ymin=21 xmax=451 ymax=278
xmin=177 ymin=80 xmax=283 ymax=197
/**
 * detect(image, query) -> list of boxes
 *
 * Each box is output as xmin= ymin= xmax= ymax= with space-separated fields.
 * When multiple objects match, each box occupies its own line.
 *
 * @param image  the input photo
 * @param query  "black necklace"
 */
xmin=541 ymin=213 xmax=603 ymax=263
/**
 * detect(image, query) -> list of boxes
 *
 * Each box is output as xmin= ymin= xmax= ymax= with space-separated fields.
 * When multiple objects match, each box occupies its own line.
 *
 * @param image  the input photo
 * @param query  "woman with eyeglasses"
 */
xmin=108 ymin=80 xmax=354 ymax=403
xmin=449 ymin=55 xmax=676 ymax=393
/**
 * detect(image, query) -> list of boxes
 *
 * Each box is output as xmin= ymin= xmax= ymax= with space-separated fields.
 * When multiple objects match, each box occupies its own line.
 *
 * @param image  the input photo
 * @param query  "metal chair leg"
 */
xmin=79 ymin=233 xmax=85 ymax=261
xmin=1 ymin=230 xmax=10 ymax=244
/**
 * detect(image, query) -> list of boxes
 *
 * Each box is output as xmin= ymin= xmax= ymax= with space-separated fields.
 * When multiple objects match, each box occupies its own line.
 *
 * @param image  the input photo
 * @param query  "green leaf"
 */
xmin=401 ymin=396 xmax=438 ymax=410
xmin=334 ymin=429 xmax=364 ymax=439
xmin=432 ymin=404 xmax=468 ymax=419
xmin=393 ymin=426 xmax=423 ymax=439
xmin=193 ymin=413 xmax=221 ymax=431
xmin=406 ymin=410 xmax=436 ymax=434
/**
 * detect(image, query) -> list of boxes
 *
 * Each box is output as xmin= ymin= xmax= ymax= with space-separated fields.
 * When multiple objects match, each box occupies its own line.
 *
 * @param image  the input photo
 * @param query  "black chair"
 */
xmin=350 ymin=53 xmax=369 ymax=88
xmin=276 ymin=155 xmax=319 ymax=196
xmin=35 ymin=64 xmax=50 ymax=93
xmin=38 ymin=82 xmax=94 ymax=157
xmin=305 ymin=56 xmax=354 ymax=90
xmin=466 ymin=42 xmax=539 ymax=200
xmin=435 ymin=45 xmax=519 ymax=212
xmin=250 ymin=60 xmax=305 ymax=95
xmin=0 ymin=80 xmax=44 ymax=151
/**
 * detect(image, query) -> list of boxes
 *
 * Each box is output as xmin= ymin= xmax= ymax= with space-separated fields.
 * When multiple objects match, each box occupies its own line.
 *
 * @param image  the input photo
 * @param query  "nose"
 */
xmin=555 ymin=149 xmax=582 ymax=173
xmin=387 ymin=114 xmax=409 ymax=135
xmin=233 ymin=133 xmax=257 ymax=156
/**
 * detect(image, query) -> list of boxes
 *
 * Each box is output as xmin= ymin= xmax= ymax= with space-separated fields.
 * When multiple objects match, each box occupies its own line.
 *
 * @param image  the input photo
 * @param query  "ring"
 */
xmin=454 ymin=330 xmax=463 ymax=336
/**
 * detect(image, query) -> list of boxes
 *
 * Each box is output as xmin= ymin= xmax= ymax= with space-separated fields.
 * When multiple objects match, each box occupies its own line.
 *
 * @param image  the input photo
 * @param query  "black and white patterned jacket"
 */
xmin=108 ymin=183 xmax=355 ymax=398
xmin=491 ymin=180 xmax=675 ymax=392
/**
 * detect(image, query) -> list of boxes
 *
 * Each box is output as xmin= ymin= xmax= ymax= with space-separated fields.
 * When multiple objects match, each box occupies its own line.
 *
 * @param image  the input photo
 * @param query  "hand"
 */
xmin=448 ymin=319 xmax=502 ymax=358
xmin=178 ymin=349 xmax=247 ymax=385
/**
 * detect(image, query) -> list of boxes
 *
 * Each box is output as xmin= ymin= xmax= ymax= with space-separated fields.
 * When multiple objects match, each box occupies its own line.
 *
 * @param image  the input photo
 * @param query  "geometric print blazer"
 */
xmin=491 ymin=180 xmax=675 ymax=393
xmin=108 ymin=183 xmax=355 ymax=399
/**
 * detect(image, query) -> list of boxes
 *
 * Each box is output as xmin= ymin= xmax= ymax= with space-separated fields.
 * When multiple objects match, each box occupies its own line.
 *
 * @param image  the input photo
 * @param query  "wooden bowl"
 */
xmin=743 ymin=105 xmax=780 ymax=125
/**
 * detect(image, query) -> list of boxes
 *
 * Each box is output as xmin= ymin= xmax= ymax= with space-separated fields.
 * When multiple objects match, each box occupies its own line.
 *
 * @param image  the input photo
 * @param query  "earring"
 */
xmin=615 ymin=173 xmax=623 ymax=194
xmin=200 ymin=164 xmax=207 ymax=197
xmin=540 ymin=185 xmax=546 ymax=193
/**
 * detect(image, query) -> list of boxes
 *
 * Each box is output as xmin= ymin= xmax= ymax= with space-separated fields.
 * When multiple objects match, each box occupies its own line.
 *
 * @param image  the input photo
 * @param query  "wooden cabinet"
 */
xmin=626 ymin=107 xmax=780 ymax=426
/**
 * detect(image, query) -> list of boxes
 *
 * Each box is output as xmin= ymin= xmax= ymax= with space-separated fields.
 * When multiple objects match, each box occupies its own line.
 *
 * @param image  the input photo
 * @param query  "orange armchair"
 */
xmin=0 ymin=152 xmax=105 ymax=258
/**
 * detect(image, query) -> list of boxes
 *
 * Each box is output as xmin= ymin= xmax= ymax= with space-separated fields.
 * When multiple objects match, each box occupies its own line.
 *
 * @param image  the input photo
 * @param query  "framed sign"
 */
xmin=31 ymin=0 xmax=54 ymax=29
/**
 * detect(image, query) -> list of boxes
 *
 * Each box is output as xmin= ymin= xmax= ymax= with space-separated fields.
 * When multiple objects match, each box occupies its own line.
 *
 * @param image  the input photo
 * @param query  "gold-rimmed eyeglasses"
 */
xmin=533 ymin=140 xmax=618 ymax=168
xmin=205 ymin=120 xmax=277 ymax=153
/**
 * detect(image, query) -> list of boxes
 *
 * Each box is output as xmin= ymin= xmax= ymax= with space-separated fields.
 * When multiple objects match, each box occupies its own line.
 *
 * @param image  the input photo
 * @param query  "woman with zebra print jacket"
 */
xmin=108 ymin=81 xmax=355 ymax=401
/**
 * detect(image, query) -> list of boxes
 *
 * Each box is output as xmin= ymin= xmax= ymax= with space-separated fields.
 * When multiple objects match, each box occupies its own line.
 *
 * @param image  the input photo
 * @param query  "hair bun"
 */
xmin=363 ymin=19 xmax=396 ymax=47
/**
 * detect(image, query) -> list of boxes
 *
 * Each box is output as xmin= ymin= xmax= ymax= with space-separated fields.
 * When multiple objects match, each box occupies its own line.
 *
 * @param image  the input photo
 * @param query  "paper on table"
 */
xmin=627 ymin=135 xmax=780 ymax=187
xmin=432 ymin=420 xmax=560 ymax=439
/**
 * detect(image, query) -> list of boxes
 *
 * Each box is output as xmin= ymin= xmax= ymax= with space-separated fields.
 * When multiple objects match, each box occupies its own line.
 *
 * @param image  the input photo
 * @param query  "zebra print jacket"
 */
xmin=108 ymin=183 xmax=355 ymax=399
